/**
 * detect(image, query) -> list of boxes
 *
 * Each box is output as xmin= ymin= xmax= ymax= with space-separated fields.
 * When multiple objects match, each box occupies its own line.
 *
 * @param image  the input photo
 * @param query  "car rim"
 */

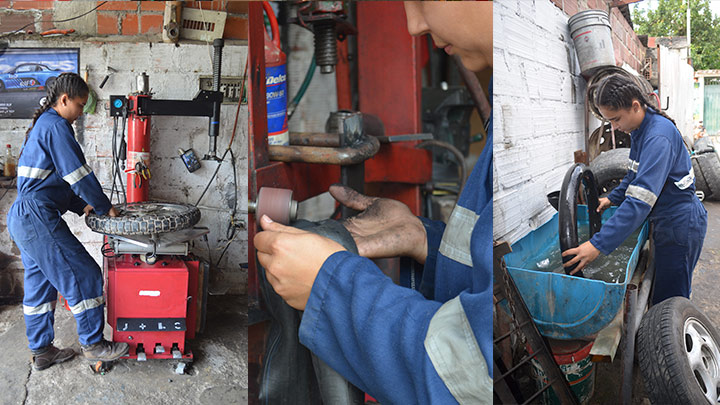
xmin=684 ymin=317 xmax=720 ymax=403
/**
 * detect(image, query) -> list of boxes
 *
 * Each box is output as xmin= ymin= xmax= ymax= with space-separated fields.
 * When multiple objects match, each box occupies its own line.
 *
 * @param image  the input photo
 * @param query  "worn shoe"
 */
xmin=32 ymin=345 xmax=76 ymax=371
xmin=81 ymin=340 xmax=129 ymax=361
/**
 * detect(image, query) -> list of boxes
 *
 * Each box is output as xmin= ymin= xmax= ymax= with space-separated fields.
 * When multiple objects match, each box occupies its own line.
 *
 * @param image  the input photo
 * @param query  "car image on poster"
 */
xmin=0 ymin=48 xmax=79 ymax=119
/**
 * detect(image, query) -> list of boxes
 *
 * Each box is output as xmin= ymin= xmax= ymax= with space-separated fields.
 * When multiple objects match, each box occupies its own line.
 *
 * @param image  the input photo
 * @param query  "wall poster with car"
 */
xmin=0 ymin=48 xmax=79 ymax=118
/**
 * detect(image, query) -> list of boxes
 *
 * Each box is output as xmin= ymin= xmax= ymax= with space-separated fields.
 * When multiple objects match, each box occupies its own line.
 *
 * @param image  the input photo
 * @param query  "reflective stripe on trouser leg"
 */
xmin=16 ymin=207 xmax=106 ymax=346
xmin=20 ymin=250 xmax=58 ymax=351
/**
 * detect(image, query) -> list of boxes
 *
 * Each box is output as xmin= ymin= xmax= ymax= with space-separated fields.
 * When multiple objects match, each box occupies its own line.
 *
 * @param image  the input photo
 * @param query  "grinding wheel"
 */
xmin=256 ymin=187 xmax=298 ymax=225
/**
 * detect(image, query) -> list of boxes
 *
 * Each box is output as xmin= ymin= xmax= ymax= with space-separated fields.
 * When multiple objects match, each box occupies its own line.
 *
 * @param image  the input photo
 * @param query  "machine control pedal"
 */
xmin=154 ymin=344 xmax=165 ymax=354
xmin=172 ymin=349 xmax=182 ymax=359
xmin=137 ymin=351 xmax=147 ymax=361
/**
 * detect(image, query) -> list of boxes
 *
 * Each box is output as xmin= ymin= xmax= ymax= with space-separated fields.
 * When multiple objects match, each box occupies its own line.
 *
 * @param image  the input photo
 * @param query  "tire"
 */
xmin=694 ymin=137 xmax=714 ymax=154
xmin=85 ymin=201 xmax=200 ymax=236
xmin=637 ymin=297 xmax=720 ymax=405
xmin=696 ymin=152 xmax=720 ymax=201
xmin=0 ymin=81 xmax=5 ymax=92
xmin=692 ymin=155 xmax=712 ymax=199
xmin=589 ymin=148 xmax=630 ymax=197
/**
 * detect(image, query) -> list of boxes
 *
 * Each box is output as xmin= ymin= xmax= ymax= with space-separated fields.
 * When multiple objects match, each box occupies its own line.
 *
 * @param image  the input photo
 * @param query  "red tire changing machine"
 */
xmin=99 ymin=40 xmax=227 ymax=374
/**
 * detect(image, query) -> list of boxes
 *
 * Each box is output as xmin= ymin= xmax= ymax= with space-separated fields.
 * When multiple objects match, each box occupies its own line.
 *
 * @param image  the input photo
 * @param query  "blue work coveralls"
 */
xmin=589 ymin=109 xmax=707 ymax=305
xmin=7 ymin=108 xmax=112 ymax=351
xmin=298 ymin=111 xmax=493 ymax=402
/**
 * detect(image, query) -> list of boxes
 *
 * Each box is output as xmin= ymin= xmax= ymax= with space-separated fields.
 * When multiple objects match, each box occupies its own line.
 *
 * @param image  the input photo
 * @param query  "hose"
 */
xmin=288 ymin=56 xmax=317 ymax=120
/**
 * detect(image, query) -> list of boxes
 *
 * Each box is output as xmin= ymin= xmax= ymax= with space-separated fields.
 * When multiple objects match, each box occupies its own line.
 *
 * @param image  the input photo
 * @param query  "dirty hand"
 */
xmin=108 ymin=207 xmax=119 ymax=217
xmin=329 ymin=184 xmax=428 ymax=264
xmin=83 ymin=204 xmax=94 ymax=216
xmin=561 ymin=241 xmax=601 ymax=274
xmin=596 ymin=197 xmax=612 ymax=213
xmin=254 ymin=215 xmax=346 ymax=310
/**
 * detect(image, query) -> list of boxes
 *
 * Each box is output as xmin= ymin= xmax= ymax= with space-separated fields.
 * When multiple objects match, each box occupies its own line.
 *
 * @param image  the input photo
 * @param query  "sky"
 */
xmin=631 ymin=0 xmax=720 ymax=17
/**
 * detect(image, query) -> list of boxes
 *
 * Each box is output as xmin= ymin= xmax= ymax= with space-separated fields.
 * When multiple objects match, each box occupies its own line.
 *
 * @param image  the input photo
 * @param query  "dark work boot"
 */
xmin=81 ymin=340 xmax=129 ymax=361
xmin=32 ymin=345 xmax=76 ymax=371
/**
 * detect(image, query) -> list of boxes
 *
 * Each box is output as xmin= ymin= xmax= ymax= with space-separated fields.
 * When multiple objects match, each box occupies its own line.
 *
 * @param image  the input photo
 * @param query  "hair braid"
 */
xmin=21 ymin=72 xmax=89 ymax=156
xmin=594 ymin=73 xmax=676 ymax=127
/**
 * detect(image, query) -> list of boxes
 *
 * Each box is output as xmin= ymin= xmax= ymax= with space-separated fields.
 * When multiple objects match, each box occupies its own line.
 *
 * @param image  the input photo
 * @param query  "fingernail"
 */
xmin=262 ymin=215 xmax=273 ymax=223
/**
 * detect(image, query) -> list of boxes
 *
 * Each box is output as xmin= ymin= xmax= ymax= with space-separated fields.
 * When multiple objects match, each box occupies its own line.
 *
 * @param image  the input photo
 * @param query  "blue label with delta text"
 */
xmin=266 ymin=64 xmax=288 ymax=144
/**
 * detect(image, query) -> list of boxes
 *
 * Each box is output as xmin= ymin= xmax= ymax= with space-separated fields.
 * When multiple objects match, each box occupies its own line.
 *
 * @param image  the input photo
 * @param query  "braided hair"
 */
xmin=593 ymin=73 xmax=676 ymax=127
xmin=24 ymin=72 xmax=89 ymax=141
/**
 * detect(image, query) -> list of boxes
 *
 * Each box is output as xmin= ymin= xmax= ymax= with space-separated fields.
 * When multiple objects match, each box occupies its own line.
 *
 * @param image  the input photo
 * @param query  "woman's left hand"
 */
xmin=561 ymin=241 xmax=601 ymax=274
xmin=254 ymin=215 xmax=346 ymax=310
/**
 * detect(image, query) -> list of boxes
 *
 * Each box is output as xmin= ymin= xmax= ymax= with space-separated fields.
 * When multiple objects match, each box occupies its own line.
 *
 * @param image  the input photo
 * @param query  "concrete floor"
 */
xmin=0 ymin=295 xmax=248 ymax=405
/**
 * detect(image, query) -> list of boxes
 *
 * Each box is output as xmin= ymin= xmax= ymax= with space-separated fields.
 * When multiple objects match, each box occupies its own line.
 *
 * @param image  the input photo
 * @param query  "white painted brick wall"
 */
xmin=494 ymin=0 xmax=596 ymax=245
xmin=0 ymin=39 xmax=248 ymax=294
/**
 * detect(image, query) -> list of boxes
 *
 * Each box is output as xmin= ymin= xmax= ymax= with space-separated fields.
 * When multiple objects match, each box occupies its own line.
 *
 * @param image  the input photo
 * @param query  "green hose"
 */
xmin=287 ymin=56 xmax=317 ymax=119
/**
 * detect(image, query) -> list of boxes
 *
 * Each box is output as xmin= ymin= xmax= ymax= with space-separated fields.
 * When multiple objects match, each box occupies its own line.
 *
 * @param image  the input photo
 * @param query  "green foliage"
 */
xmin=633 ymin=0 xmax=720 ymax=70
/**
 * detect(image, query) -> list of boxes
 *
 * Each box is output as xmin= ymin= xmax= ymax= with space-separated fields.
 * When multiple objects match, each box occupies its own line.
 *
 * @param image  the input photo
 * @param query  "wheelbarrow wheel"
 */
xmin=637 ymin=297 xmax=720 ymax=404
xmin=589 ymin=148 xmax=630 ymax=197
xmin=85 ymin=201 xmax=200 ymax=236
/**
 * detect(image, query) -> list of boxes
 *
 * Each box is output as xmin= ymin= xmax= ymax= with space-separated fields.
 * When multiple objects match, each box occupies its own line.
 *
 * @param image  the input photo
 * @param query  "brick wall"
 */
xmin=0 ymin=1 xmax=248 ymax=39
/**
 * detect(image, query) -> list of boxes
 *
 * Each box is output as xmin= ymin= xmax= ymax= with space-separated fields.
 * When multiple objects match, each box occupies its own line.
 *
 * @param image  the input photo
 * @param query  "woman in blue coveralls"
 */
xmin=7 ymin=73 xmax=130 ymax=370
xmin=562 ymin=74 xmax=708 ymax=305
xmin=254 ymin=2 xmax=492 ymax=403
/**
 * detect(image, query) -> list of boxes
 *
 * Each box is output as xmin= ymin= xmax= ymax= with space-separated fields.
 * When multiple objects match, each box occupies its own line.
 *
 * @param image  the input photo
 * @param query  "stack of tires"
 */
xmin=692 ymin=137 xmax=720 ymax=201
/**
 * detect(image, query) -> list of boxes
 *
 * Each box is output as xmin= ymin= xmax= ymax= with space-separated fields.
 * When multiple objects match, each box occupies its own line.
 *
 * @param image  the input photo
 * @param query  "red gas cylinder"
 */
xmin=263 ymin=1 xmax=289 ymax=146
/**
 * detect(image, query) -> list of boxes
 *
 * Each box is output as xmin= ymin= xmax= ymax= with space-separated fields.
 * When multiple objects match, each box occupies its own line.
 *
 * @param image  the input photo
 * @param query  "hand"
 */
xmin=254 ymin=215 xmax=346 ymax=310
xmin=561 ymin=241 xmax=601 ymax=275
xmin=597 ymin=197 xmax=612 ymax=213
xmin=329 ymin=184 xmax=428 ymax=263
xmin=83 ymin=204 xmax=94 ymax=216
xmin=108 ymin=207 xmax=119 ymax=217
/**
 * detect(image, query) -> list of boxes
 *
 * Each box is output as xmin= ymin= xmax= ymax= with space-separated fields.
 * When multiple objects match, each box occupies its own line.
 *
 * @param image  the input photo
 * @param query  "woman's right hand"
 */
xmin=329 ymin=184 xmax=428 ymax=264
xmin=597 ymin=197 xmax=612 ymax=213
xmin=108 ymin=207 xmax=119 ymax=217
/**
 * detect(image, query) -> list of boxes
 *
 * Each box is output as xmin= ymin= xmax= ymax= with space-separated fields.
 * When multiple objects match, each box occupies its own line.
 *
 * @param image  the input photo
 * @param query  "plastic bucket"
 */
xmin=568 ymin=10 xmax=615 ymax=77
xmin=530 ymin=339 xmax=596 ymax=404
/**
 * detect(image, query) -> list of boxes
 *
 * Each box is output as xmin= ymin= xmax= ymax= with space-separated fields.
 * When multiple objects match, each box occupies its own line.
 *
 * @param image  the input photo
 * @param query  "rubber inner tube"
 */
xmin=559 ymin=163 xmax=602 ymax=277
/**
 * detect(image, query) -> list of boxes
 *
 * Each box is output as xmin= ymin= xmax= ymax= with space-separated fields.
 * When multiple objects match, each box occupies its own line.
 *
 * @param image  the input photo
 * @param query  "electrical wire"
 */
xmin=0 ymin=2 xmax=109 ymax=37
xmin=287 ymin=56 xmax=317 ymax=120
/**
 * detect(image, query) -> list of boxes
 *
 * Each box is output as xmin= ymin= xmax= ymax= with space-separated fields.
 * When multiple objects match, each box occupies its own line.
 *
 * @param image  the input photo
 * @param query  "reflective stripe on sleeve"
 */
xmin=628 ymin=159 xmax=639 ymax=173
xmin=62 ymin=164 xmax=92 ymax=186
xmin=424 ymin=297 xmax=491 ymax=404
xmin=438 ymin=205 xmax=478 ymax=267
xmin=69 ymin=296 xmax=104 ymax=315
xmin=626 ymin=184 xmax=658 ymax=207
xmin=674 ymin=166 xmax=695 ymax=190
xmin=17 ymin=166 xmax=52 ymax=180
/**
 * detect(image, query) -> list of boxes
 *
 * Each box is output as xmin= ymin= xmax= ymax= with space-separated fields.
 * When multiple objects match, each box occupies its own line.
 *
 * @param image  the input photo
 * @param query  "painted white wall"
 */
xmin=0 ymin=39 xmax=248 ymax=294
xmin=658 ymin=45 xmax=695 ymax=145
xmin=493 ymin=0 xmax=591 ymax=245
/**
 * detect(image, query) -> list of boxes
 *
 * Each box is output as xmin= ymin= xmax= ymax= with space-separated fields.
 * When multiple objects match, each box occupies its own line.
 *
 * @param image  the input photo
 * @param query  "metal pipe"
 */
xmin=268 ymin=134 xmax=379 ymax=165
xmin=207 ymin=38 xmax=224 ymax=159
xmin=622 ymin=284 xmax=639 ymax=405
xmin=289 ymin=132 xmax=340 ymax=147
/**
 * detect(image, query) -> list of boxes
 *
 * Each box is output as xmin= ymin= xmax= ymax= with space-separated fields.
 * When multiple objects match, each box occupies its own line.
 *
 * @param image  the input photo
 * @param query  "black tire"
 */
xmin=85 ymin=201 xmax=200 ymax=236
xmin=694 ymin=137 xmax=714 ymax=154
xmin=692 ymin=155 xmax=712 ymax=199
xmin=637 ymin=297 xmax=720 ymax=405
xmin=0 ymin=81 xmax=5 ymax=92
xmin=589 ymin=148 xmax=630 ymax=197
xmin=696 ymin=152 xmax=720 ymax=201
